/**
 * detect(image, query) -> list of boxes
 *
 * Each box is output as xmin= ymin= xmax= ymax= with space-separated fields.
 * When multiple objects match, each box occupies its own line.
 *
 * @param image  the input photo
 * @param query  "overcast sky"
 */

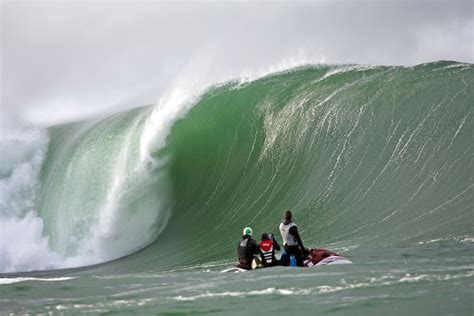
xmin=1 ymin=0 xmax=473 ymax=126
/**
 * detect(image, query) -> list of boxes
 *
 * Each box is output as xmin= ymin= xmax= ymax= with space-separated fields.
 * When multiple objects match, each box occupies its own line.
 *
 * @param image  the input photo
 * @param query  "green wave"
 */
xmin=39 ymin=61 xmax=474 ymax=270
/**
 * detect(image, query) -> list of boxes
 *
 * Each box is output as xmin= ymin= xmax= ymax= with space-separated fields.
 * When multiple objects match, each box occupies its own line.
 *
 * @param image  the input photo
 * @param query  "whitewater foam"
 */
xmin=173 ymin=287 xmax=311 ymax=301
xmin=140 ymin=85 xmax=201 ymax=165
xmin=0 ymin=126 xmax=64 ymax=273
xmin=0 ymin=276 xmax=75 ymax=285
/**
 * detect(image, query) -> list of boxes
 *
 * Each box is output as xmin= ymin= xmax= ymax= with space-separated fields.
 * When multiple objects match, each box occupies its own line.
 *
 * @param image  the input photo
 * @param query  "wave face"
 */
xmin=155 ymin=61 xmax=473 ymax=268
xmin=1 ymin=61 xmax=473 ymax=273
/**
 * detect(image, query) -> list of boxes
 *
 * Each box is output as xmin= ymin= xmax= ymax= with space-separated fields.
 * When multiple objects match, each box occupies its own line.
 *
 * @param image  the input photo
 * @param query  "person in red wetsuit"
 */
xmin=258 ymin=233 xmax=281 ymax=267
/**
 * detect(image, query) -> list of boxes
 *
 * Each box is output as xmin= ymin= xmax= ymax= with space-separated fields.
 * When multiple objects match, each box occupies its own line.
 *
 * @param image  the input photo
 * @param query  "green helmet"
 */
xmin=243 ymin=227 xmax=253 ymax=236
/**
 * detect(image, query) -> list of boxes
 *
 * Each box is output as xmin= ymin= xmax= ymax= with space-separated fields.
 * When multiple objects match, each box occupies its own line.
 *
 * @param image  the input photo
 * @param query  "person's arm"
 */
xmin=237 ymin=241 xmax=241 ymax=261
xmin=251 ymin=239 xmax=260 ymax=255
xmin=289 ymin=226 xmax=304 ymax=249
xmin=270 ymin=233 xmax=281 ymax=251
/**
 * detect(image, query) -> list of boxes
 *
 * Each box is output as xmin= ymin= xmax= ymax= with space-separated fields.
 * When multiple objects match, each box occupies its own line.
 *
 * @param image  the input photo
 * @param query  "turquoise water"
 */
xmin=1 ymin=61 xmax=473 ymax=315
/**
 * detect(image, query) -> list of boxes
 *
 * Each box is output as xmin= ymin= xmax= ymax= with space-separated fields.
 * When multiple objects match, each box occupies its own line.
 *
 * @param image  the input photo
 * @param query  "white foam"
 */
xmin=0 ymin=126 xmax=65 ymax=273
xmin=140 ymin=84 xmax=201 ymax=165
xmin=398 ymin=274 xmax=430 ymax=283
xmin=0 ymin=212 xmax=64 ymax=273
xmin=237 ymin=53 xmax=326 ymax=85
xmin=311 ymin=64 xmax=376 ymax=84
xmin=173 ymin=287 xmax=311 ymax=301
xmin=417 ymin=235 xmax=474 ymax=245
xmin=0 ymin=126 xmax=48 ymax=217
xmin=0 ymin=276 xmax=75 ymax=285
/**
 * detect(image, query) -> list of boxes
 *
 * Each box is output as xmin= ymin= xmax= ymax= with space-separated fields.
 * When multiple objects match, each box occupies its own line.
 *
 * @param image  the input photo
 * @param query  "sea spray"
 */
xmin=0 ymin=126 xmax=63 ymax=272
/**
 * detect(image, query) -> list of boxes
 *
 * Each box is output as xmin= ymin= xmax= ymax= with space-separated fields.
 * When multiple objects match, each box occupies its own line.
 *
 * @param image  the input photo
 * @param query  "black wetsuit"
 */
xmin=237 ymin=235 xmax=259 ymax=269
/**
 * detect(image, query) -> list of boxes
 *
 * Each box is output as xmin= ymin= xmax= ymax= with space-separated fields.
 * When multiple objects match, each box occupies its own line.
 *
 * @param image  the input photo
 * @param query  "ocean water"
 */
xmin=1 ymin=61 xmax=473 ymax=315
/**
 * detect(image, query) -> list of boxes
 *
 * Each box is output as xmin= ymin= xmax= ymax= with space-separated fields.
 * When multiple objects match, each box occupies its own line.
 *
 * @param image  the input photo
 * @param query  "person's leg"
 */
xmin=292 ymin=246 xmax=305 ymax=267
xmin=282 ymin=246 xmax=290 ymax=266
xmin=285 ymin=245 xmax=299 ymax=266
xmin=237 ymin=262 xmax=251 ymax=270
xmin=279 ymin=253 xmax=287 ymax=266
xmin=273 ymin=257 xmax=283 ymax=266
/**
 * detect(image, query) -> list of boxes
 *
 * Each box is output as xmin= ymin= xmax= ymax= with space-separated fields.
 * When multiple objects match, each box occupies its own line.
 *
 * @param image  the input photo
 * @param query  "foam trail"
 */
xmin=0 ymin=276 xmax=75 ymax=285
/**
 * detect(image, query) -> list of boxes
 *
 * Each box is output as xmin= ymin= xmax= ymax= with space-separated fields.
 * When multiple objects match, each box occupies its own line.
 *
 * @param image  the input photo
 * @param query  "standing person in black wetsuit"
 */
xmin=279 ymin=210 xmax=307 ymax=267
xmin=237 ymin=227 xmax=260 ymax=270
xmin=258 ymin=232 xmax=281 ymax=267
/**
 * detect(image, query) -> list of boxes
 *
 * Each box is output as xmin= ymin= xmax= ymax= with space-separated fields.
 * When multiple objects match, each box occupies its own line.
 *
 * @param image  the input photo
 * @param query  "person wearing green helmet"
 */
xmin=237 ymin=226 xmax=259 ymax=270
